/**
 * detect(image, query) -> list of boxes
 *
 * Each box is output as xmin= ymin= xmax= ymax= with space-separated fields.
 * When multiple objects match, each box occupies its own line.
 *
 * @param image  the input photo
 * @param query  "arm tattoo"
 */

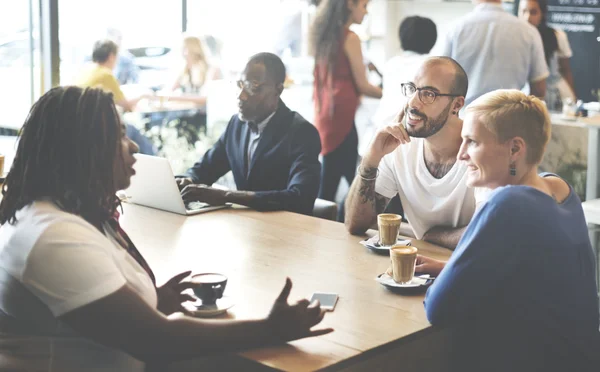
xmin=357 ymin=166 xmax=390 ymax=213
xmin=357 ymin=166 xmax=378 ymax=204
xmin=358 ymin=178 xmax=377 ymax=205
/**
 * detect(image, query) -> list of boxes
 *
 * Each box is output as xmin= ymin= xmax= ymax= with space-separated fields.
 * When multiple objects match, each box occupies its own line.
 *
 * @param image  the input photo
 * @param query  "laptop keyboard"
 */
xmin=185 ymin=201 xmax=210 ymax=211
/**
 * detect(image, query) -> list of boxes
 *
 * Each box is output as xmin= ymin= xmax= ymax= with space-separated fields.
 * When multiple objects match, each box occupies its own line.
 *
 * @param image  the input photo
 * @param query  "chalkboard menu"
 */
xmin=547 ymin=0 xmax=600 ymax=102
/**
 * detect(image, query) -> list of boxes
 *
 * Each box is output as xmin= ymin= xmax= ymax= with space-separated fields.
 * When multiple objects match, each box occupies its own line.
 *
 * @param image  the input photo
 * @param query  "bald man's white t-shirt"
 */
xmin=375 ymin=138 xmax=480 ymax=239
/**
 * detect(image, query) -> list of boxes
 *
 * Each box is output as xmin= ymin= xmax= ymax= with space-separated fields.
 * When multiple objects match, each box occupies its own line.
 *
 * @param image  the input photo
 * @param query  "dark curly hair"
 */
xmin=0 ymin=86 xmax=122 ymax=230
xmin=399 ymin=16 xmax=437 ymax=55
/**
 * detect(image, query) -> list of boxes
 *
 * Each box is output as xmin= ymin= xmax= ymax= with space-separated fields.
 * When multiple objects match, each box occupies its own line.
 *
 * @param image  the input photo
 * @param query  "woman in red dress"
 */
xmin=310 ymin=0 xmax=382 ymax=216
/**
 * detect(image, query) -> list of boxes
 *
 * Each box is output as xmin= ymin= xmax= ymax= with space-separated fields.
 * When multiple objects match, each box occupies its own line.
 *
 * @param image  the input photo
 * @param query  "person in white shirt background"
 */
xmin=442 ymin=0 xmax=549 ymax=107
xmin=372 ymin=15 xmax=437 ymax=129
xmin=519 ymin=0 xmax=576 ymax=111
xmin=346 ymin=57 xmax=482 ymax=250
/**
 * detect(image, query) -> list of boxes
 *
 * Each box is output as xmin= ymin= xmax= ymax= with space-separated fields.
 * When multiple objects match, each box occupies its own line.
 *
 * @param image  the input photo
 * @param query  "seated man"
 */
xmin=177 ymin=52 xmax=321 ymax=216
xmin=76 ymin=39 xmax=155 ymax=155
xmin=346 ymin=57 xmax=480 ymax=249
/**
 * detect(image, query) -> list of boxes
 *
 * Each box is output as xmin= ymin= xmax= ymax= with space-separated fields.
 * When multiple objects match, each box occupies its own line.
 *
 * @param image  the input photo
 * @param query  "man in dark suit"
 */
xmin=177 ymin=53 xmax=321 ymax=215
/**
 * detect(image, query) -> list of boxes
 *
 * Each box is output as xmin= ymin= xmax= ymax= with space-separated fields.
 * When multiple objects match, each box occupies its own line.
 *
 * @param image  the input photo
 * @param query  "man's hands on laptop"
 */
xmin=176 ymin=177 xmax=194 ymax=190
xmin=181 ymin=183 xmax=229 ymax=206
xmin=363 ymin=108 xmax=410 ymax=168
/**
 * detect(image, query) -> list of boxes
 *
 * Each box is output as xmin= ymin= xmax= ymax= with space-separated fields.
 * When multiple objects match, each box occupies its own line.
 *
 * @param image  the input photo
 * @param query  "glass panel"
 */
xmin=0 ymin=0 xmax=40 ymax=130
xmin=186 ymin=0 xmax=281 ymax=75
xmin=58 ymin=0 xmax=182 ymax=88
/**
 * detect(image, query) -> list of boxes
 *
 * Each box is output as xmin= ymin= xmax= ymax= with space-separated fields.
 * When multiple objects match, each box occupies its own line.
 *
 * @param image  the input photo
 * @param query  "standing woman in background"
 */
xmin=519 ymin=0 xmax=576 ymax=110
xmin=310 ymin=0 xmax=382 ymax=218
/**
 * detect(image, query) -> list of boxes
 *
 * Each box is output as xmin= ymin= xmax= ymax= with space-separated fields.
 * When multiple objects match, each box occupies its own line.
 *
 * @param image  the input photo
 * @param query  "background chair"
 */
xmin=313 ymin=198 xmax=337 ymax=221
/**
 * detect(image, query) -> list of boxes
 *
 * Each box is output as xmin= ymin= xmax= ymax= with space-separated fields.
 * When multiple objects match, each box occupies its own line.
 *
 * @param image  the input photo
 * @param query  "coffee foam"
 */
xmin=391 ymin=246 xmax=417 ymax=255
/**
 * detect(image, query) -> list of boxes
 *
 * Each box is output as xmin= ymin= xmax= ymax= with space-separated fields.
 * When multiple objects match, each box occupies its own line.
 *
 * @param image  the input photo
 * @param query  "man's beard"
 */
xmin=405 ymin=102 xmax=453 ymax=138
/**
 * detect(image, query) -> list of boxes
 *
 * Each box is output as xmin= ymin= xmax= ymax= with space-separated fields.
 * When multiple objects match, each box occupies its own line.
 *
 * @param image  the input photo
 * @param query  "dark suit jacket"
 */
xmin=184 ymin=99 xmax=322 ymax=215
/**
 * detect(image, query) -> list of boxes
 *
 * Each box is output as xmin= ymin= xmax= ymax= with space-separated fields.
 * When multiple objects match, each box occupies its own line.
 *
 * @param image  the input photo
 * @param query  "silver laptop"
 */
xmin=123 ymin=154 xmax=230 ymax=215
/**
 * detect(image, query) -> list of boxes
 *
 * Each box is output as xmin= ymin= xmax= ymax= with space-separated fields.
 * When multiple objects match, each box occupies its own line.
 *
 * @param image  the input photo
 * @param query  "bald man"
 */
xmin=346 ymin=57 xmax=483 ymax=249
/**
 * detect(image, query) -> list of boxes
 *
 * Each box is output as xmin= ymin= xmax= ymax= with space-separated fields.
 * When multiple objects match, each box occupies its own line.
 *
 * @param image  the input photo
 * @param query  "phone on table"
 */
xmin=310 ymin=292 xmax=339 ymax=311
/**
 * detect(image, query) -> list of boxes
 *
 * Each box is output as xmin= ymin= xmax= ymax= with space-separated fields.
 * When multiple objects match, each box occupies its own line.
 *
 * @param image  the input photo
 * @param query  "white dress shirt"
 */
xmin=246 ymin=110 xmax=276 ymax=175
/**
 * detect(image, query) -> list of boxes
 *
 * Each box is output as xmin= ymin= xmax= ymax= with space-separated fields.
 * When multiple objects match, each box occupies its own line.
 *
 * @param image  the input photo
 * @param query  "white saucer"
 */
xmin=376 ymin=273 xmax=430 ymax=288
xmin=360 ymin=237 xmax=411 ymax=255
xmin=184 ymin=296 xmax=235 ymax=317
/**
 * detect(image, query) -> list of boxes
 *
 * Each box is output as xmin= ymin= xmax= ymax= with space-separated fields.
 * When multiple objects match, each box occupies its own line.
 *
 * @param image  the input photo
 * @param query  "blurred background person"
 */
xmin=442 ymin=0 xmax=548 ymax=107
xmin=272 ymin=0 xmax=304 ymax=58
xmin=519 ymin=0 xmax=576 ymax=111
xmin=169 ymin=35 xmax=222 ymax=98
xmin=76 ymin=39 xmax=155 ymax=155
xmin=77 ymin=40 xmax=143 ymax=112
xmin=145 ymin=35 xmax=223 ymax=135
xmin=373 ymin=15 xmax=437 ymax=128
xmin=106 ymin=27 xmax=139 ymax=85
xmin=310 ymin=0 xmax=382 ymax=220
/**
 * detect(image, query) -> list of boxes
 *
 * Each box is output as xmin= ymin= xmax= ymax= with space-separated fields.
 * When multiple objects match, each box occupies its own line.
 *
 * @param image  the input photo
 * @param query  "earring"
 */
xmin=452 ymin=111 xmax=457 ymax=115
xmin=509 ymin=162 xmax=516 ymax=176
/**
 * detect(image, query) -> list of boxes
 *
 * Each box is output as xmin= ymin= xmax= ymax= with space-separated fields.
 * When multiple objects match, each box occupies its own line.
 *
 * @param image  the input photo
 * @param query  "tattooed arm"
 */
xmin=344 ymin=165 xmax=391 ymax=235
xmin=346 ymin=113 xmax=410 ymax=235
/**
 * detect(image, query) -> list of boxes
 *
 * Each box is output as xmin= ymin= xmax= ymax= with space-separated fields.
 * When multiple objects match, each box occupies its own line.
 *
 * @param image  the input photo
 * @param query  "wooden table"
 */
xmin=119 ymin=204 xmax=453 ymax=371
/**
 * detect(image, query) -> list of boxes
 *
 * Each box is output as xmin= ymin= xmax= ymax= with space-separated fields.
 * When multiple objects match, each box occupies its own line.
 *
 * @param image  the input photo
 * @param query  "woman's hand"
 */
xmin=415 ymin=255 xmax=446 ymax=277
xmin=156 ymin=271 xmax=196 ymax=315
xmin=266 ymin=278 xmax=334 ymax=342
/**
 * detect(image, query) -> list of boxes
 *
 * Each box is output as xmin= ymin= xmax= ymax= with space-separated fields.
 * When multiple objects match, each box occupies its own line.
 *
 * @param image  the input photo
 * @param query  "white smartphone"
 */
xmin=310 ymin=292 xmax=339 ymax=311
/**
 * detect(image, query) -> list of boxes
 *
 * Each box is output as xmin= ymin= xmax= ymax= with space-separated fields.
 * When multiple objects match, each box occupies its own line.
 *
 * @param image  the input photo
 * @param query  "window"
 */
xmin=0 ymin=0 xmax=40 ymax=130
xmin=186 ymin=0 xmax=281 ymax=74
xmin=58 ymin=0 xmax=182 ymax=88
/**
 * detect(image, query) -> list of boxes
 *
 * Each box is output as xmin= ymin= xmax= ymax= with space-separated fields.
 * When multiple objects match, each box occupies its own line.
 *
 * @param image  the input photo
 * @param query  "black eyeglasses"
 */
xmin=401 ymin=82 xmax=461 ymax=105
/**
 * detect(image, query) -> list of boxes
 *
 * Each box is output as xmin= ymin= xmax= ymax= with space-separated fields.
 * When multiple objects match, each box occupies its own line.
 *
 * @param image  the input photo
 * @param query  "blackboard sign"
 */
xmin=547 ymin=0 xmax=600 ymax=102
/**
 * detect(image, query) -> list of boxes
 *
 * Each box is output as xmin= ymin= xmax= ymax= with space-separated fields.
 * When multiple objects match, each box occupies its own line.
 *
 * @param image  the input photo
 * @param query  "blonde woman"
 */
xmin=154 ymin=35 xmax=222 ymax=106
xmin=415 ymin=90 xmax=599 ymax=370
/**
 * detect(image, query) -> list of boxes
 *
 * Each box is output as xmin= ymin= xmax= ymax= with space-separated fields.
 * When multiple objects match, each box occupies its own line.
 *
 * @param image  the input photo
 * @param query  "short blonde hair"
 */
xmin=466 ymin=90 xmax=551 ymax=165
